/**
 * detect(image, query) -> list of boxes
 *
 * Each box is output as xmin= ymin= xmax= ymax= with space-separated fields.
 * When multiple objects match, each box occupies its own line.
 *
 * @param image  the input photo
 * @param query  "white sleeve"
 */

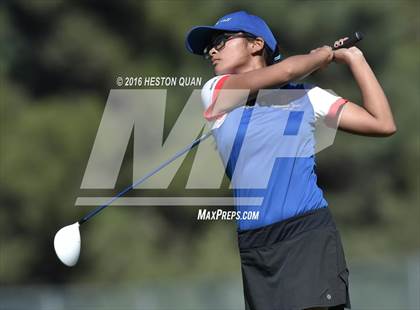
xmin=200 ymin=74 xmax=230 ymax=121
xmin=201 ymin=76 xmax=220 ymax=110
xmin=307 ymin=86 xmax=348 ymax=126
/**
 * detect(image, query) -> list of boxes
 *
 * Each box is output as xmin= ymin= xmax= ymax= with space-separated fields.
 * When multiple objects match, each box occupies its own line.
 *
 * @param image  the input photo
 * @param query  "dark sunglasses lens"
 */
xmin=203 ymin=47 xmax=210 ymax=59
xmin=203 ymin=34 xmax=228 ymax=57
xmin=204 ymin=32 xmax=249 ymax=57
xmin=212 ymin=34 xmax=228 ymax=45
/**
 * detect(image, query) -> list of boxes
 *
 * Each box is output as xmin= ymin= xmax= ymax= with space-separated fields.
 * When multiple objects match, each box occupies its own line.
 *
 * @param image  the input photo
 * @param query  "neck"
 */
xmin=234 ymin=56 xmax=266 ymax=74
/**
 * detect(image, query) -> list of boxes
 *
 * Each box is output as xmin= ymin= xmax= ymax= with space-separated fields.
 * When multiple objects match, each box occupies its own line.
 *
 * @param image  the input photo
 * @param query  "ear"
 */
xmin=249 ymin=37 xmax=265 ymax=54
xmin=249 ymin=37 xmax=265 ymax=55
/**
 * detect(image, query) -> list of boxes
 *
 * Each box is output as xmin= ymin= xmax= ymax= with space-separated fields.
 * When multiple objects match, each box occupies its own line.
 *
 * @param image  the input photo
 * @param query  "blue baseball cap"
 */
xmin=185 ymin=11 xmax=281 ymax=62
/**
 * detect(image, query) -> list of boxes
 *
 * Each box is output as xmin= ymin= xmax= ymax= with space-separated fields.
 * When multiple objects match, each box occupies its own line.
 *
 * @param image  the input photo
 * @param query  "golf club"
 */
xmin=54 ymin=131 xmax=212 ymax=266
xmin=332 ymin=31 xmax=364 ymax=50
xmin=54 ymin=32 xmax=364 ymax=267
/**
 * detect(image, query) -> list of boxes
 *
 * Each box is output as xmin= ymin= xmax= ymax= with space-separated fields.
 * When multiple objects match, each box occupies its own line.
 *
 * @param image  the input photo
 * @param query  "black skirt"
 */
xmin=238 ymin=207 xmax=351 ymax=310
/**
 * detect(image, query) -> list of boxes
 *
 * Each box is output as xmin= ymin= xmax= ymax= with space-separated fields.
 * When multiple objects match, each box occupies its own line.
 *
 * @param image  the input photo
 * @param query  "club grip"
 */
xmin=332 ymin=32 xmax=364 ymax=50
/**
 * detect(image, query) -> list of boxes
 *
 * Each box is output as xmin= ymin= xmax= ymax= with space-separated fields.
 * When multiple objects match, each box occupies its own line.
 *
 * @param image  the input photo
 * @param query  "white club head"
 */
xmin=54 ymin=222 xmax=81 ymax=267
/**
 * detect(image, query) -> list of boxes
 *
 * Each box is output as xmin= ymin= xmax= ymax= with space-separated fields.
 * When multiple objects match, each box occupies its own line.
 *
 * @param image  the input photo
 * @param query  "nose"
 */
xmin=209 ymin=47 xmax=218 ymax=57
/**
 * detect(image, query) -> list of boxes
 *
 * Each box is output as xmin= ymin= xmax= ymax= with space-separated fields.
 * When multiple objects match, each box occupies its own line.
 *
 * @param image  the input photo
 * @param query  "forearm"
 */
xmin=224 ymin=51 xmax=328 ymax=92
xmin=279 ymin=51 xmax=332 ymax=81
xmin=214 ymin=49 xmax=331 ymax=114
xmin=349 ymin=57 xmax=396 ymax=131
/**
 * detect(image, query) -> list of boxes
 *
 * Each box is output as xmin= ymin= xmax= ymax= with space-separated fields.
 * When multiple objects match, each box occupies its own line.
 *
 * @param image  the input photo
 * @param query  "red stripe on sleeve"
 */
xmin=325 ymin=98 xmax=348 ymax=127
xmin=204 ymin=75 xmax=230 ymax=121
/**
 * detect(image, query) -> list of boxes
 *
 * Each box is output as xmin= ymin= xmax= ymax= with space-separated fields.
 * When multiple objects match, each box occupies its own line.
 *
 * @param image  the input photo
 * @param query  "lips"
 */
xmin=211 ymin=58 xmax=220 ymax=65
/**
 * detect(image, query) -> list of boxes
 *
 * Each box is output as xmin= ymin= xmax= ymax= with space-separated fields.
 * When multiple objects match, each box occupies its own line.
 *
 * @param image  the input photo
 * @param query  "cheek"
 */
xmin=225 ymin=41 xmax=249 ymax=61
xmin=215 ymin=42 xmax=249 ymax=73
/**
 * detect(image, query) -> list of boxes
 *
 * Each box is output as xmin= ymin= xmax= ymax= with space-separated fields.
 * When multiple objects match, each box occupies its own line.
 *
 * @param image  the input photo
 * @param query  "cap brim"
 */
xmin=185 ymin=25 xmax=241 ymax=55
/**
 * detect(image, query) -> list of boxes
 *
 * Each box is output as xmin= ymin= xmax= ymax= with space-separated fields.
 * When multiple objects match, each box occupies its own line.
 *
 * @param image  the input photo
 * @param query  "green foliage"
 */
xmin=0 ymin=0 xmax=419 ymax=286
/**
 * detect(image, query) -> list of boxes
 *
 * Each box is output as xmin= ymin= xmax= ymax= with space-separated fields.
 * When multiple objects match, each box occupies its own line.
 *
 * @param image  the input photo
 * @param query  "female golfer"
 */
xmin=186 ymin=11 xmax=396 ymax=310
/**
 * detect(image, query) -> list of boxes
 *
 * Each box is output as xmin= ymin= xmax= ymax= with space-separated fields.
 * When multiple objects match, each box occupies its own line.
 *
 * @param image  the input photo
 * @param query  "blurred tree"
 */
xmin=0 ymin=0 xmax=419 ymax=286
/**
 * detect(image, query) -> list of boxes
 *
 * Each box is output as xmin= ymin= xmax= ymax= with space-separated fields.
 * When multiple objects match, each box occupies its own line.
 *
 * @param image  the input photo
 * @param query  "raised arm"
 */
xmin=209 ymin=47 xmax=333 ymax=118
xmin=334 ymin=47 xmax=397 ymax=136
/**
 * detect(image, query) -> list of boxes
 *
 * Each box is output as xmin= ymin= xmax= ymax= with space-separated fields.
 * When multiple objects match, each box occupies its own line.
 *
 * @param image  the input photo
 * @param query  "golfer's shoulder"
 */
xmin=303 ymin=84 xmax=346 ymax=121
xmin=305 ymin=84 xmax=343 ymax=103
xmin=277 ymin=82 xmax=344 ymax=119
xmin=201 ymin=75 xmax=230 ymax=107
xmin=202 ymin=74 xmax=230 ymax=92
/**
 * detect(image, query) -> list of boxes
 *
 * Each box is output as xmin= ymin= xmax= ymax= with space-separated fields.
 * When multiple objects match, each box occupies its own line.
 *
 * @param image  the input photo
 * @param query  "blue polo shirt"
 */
xmin=201 ymin=75 xmax=348 ymax=231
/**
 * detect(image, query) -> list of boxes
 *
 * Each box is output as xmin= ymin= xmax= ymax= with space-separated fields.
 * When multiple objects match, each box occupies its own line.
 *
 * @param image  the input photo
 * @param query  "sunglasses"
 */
xmin=203 ymin=32 xmax=257 ymax=59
